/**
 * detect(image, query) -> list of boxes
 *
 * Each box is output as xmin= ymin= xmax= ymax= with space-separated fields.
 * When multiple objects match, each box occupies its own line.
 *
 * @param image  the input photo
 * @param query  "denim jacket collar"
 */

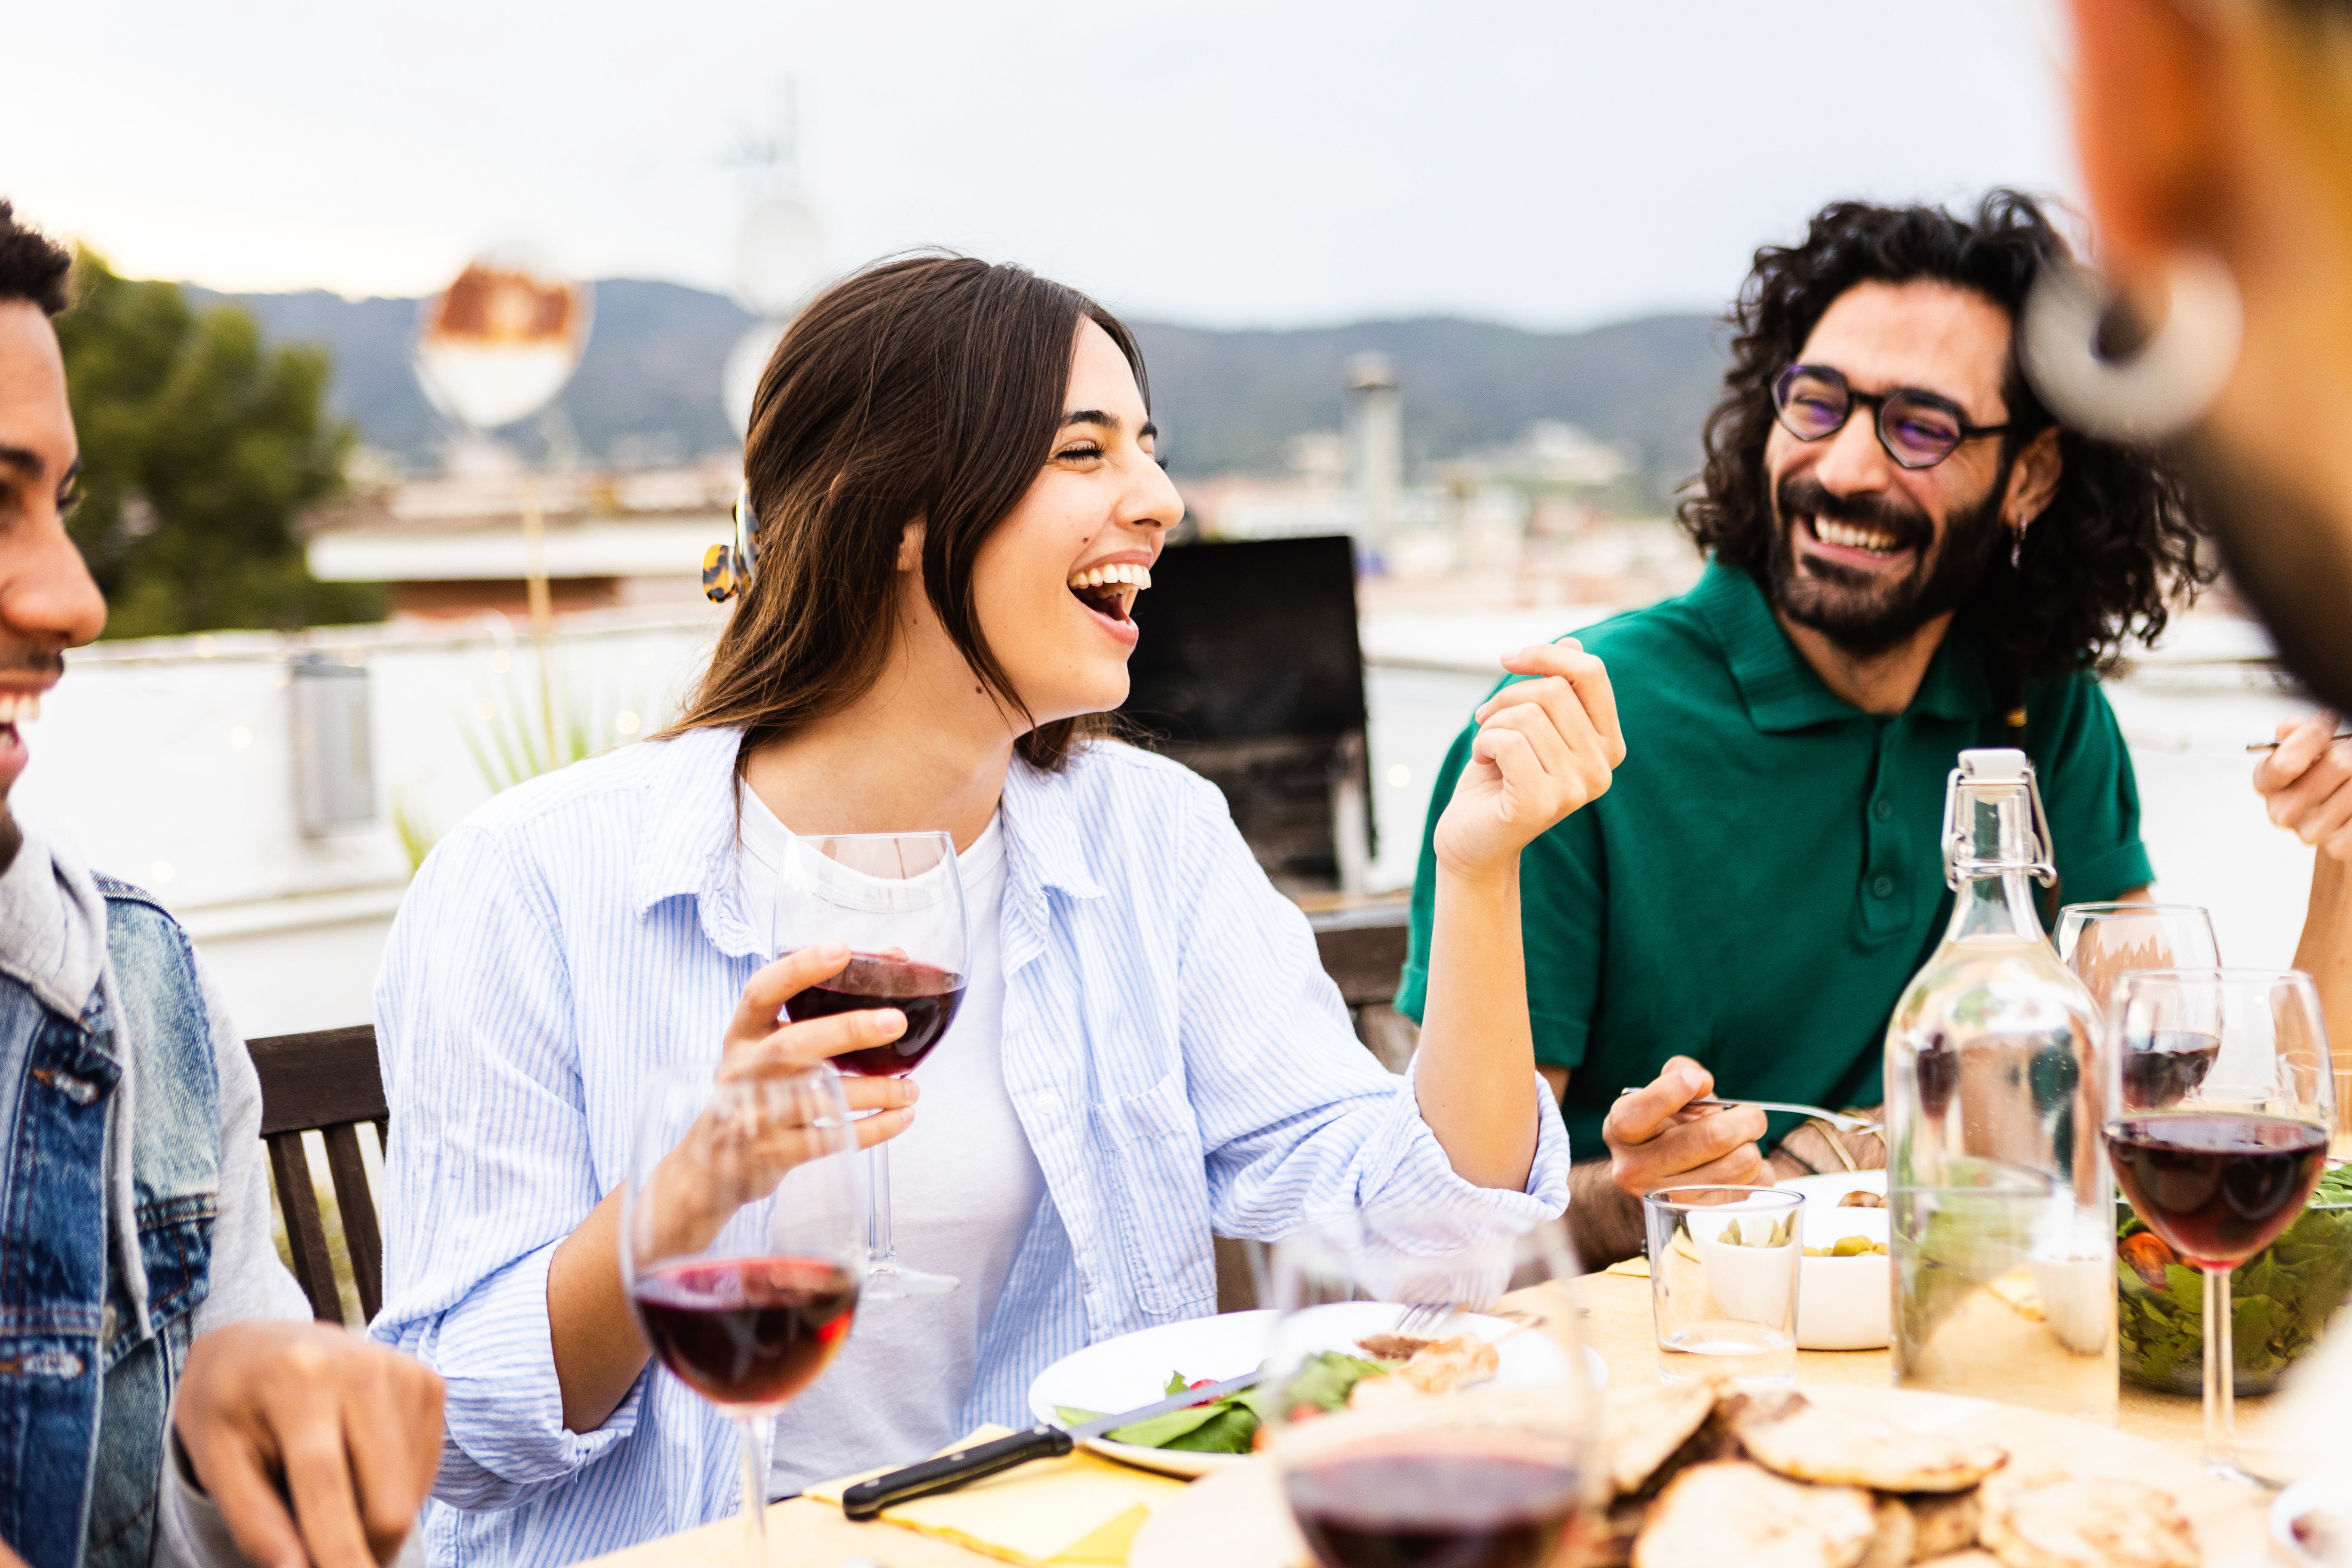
xmin=626 ymin=726 xmax=1109 ymax=969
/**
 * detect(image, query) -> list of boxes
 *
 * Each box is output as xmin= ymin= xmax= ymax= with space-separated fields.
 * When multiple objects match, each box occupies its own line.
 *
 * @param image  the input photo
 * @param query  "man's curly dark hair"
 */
xmin=0 ymin=200 xmax=74 ymax=317
xmin=1677 ymin=190 xmax=2211 ymax=682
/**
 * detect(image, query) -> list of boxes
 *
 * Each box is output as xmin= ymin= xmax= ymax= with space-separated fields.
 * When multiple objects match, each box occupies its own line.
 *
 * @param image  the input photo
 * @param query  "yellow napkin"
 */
xmin=1604 ymin=1254 xmax=1651 ymax=1278
xmin=808 ymin=1426 xmax=1193 ymax=1567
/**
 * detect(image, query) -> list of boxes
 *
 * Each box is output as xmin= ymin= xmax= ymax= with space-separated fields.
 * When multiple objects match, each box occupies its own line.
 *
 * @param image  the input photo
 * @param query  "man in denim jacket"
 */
xmin=0 ymin=203 xmax=444 ymax=1568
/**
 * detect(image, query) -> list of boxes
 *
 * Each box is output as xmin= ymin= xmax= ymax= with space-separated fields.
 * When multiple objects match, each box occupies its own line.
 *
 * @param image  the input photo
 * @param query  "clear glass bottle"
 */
xmin=1886 ymin=749 xmax=2117 ymax=1420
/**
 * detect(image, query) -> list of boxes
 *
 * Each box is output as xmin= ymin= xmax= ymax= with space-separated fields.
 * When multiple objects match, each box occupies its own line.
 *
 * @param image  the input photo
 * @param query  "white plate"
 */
xmin=1778 ymin=1170 xmax=1890 ymax=1350
xmin=1025 ymin=1308 xmax=1609 ymax=1479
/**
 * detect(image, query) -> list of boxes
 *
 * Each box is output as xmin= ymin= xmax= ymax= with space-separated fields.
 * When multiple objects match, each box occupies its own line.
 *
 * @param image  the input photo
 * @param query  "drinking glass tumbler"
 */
xmin=1642 ymin=1186 xmax=1804 ymax=1386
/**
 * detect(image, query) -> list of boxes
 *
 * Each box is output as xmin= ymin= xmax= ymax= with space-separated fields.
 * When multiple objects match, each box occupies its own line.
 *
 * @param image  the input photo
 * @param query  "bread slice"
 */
xmin=1734 ymin=1396 xmax=2006 ymax=1493
xmin=1632 ymin=1460 xmax=1877 ymax=1568
xmin=1976 ymin=1472 xmax=2196 ymax=1568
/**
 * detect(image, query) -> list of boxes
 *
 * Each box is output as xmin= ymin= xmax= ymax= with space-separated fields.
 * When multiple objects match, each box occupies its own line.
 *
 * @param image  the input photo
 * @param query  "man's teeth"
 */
xmin=1067 ymin=562 xmax=1152 ymax=591
xmin=0 ymin=694 xmax=42 ymax=724
xmin=1812 ymin=518 xmax=1902 ymax=554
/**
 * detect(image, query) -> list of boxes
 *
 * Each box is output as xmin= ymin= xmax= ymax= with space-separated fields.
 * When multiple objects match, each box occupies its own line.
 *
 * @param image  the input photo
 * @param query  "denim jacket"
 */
xmin=0 ymin=875 xmax=220 ymax=1568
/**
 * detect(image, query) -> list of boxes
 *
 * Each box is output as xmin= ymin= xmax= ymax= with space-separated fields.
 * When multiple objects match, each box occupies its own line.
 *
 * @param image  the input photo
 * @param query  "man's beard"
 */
xmin=1765 ymin=468 xmax=2009 ymax=658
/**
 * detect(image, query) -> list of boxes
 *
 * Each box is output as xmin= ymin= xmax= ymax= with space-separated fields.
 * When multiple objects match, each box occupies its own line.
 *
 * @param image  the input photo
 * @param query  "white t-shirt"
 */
xmin=734 ymin=787 xmax=1045 ymax=1494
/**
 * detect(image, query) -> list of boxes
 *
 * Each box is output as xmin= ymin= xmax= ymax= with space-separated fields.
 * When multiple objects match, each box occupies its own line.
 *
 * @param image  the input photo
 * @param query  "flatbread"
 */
xmin=1735 ymin=1396 xmax=2007 ymax=1492
xmin=1631 ymin=1460 xmax=1877 ymax=1568
xmin=1606 ymin=1381 xmax=1721 ymax=1496
xmin=1905 ymin=1491 xmax=1985 ymax=1561
xmin=1976 ymin=1472 xmax=2196 ymax=1568
xmin=1857 ymin=1496 xmax=1919 ymax=1568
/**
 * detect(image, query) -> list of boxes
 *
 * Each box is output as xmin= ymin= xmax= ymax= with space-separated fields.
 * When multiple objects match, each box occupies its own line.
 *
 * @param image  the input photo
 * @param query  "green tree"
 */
xmin=56 ymin=252 xmax=385 ymax=638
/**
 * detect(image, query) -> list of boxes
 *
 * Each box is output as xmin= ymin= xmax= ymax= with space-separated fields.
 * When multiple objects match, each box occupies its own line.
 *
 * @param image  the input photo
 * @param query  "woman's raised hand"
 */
xmin=647 ymin=945 xmax=921 ymax=1251
xmin=1433 ymin=640 xmax=1626 ymax=881
xmin=719 ymin=941 xmax=919 ymax=1148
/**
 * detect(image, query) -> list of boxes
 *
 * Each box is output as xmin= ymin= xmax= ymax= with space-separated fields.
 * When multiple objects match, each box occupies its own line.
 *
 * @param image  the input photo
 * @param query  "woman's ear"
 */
xmin=897 ymin=518 xmax=926 ymax=573
xmin=2005 ymin=426 xmax=2065 ymax=530
xmin=2067 ymin=0 xmax=2226 ymax=269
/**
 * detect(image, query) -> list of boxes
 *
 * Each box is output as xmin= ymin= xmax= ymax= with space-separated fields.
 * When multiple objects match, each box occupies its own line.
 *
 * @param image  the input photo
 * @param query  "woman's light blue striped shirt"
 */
xmin=370 ymin=726 xmax=1569 ymax=1567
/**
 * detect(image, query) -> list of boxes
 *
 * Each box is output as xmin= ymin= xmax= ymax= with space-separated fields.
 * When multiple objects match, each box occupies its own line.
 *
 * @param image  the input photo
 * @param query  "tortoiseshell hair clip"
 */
xmin=701 ymin=481 xmax=763 ymax=603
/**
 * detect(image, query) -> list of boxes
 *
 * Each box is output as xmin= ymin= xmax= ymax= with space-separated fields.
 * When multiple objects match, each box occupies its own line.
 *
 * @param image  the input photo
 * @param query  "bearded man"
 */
xmin=1396 ymin=193 xmax=2208 ymax=1265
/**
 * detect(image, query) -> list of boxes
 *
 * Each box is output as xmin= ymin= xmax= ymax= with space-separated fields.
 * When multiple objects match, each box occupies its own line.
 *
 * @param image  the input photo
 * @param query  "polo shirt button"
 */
xmin=1873 ymin=799 xmax=1894 ymax=822
xmin=1870 ymin=874 xmax=1895 ymax=898
xmin=1036 ymin=1091 xmax=1062 ymax=1118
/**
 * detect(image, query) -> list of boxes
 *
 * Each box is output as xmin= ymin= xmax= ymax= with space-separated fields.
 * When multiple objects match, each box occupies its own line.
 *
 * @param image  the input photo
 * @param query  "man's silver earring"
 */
xmin=2011 ymin=524 xmax=2025 ymax=571
xmin=2021 ymin=251 xmax=2242 ymax=443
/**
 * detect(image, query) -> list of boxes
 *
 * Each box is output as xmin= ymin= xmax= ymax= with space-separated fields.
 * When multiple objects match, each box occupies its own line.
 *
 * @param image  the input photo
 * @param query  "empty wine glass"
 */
xmin=1265 ymin=1211 xmax=1602 ymax=1568
xmin=774 ymin=830 xmax=970 ymax=1300
xmin=2055 ymin=901 xmax=2219 ymax=1012
xmin=2104 ymin=968 xmax=2333 ymax=1479
xmin=623 ymin=1061 xmax=864 ymax=1548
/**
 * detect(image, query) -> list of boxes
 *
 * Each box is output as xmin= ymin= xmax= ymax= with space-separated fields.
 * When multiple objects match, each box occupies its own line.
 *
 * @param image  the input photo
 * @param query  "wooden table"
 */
xmin=1572 ymin=1263 xmax=2265 ymax=1457
xmin=585 ymin=1272 xmax=2261 ymax=1568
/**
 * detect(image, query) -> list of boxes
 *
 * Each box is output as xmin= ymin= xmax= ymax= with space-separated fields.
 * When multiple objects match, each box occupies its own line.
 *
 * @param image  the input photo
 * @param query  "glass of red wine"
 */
xmin=2104 ymin=968 xmax=2334 ymax=1478
xmin=775 ymin=830 xmax=969 ymax=1300
xmin=622 ymin=1060 xmax=864 ymax=1549
xmin=1265 ymin=1210 xmax=1601 ymax=1568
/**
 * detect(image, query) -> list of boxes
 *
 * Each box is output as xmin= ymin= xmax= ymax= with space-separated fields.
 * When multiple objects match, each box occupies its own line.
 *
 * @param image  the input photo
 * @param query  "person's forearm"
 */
xmin=546 ymin=1186 xmax=649 ymax=1436
xmin=2298 ymin=855 xmax=2352 ymax=1056
xmin=1412 ymin=862 xmax=1540 ymax=1191
xmin=1567 ymin=1161 xmax=1646 ymax=1268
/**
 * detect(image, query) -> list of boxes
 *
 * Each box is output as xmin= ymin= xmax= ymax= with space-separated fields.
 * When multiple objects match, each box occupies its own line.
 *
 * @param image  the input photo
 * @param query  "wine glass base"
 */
xmin=2205 ymin=1457 xmax=2281 ymax=1491
xmin=864 ymin=1259 xmax=958 ymax=1299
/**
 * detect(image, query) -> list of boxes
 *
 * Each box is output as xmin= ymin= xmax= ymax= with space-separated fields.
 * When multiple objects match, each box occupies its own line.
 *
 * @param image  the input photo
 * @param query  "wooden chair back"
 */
xmin=247 ymin=1025 xmax=387 ymax=1325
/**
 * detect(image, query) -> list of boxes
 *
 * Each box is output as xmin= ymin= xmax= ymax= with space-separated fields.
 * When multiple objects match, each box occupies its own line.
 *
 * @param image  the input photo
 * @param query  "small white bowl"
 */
xmin=1791 ymin=1175 xmax=1890 ymax=1351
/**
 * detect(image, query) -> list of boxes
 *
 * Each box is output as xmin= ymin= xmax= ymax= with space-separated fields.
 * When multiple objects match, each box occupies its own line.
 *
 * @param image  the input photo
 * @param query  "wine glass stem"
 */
xmin=737 ymin=1412 xmax=769 ymax=1552
xmin=2201 ymin=1264 xmax=2235 ymax=1470
xmin=867 ymin=1139 xmax=898 ymax=1267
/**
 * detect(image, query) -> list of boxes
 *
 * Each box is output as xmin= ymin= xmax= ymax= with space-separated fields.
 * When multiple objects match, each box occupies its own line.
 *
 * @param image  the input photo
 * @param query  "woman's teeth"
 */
xmin=1067 ymin=562 xmax=1150 ymax=623
xmin=1810 ymin=517 xmax=1903 ymax=555
xmin=0 ymin=694 xmax=41 ymax=725
xmin=1067 ymin=563 xmax=1152 ymax=591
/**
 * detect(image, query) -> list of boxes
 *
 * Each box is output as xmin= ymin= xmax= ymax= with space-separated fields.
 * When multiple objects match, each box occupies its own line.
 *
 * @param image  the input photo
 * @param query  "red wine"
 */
xmin=1285 ymin=1450 xmax=1582 ymax=1568
xmin=2106 ymin=1113 xmax=2328 ymax=1268
xmin=1915 ymin=1032 xmax=1957 ymax=1121
xmin=783 ymin=952 xmax=966 ymax=1077
xmin=632 ymin=1256 xmax=858 ymax=1408
xmin=2119 ymin=1031 xmax=2221 ymax=1110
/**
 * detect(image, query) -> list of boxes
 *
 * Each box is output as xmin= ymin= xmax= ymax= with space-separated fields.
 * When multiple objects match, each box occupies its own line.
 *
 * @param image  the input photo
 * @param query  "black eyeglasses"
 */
xmin=1771 ymin=363 xmax=2012 ymax=470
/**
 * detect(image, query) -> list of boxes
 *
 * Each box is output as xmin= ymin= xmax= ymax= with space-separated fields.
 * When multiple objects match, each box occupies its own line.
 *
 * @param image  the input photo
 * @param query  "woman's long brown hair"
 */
xmin=671 ymin=253 xmax=1149 ymax=773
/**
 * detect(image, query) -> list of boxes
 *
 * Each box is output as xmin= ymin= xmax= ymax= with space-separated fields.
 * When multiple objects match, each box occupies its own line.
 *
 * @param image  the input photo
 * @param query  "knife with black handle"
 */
xmin=839 ymin=1370 xmax=1263 ymax=1519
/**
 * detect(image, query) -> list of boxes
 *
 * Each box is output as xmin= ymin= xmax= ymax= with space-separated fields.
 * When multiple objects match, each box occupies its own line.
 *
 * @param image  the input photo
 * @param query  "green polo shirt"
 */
xmin=1395 ymin=560 xmax=2152 ymax=1160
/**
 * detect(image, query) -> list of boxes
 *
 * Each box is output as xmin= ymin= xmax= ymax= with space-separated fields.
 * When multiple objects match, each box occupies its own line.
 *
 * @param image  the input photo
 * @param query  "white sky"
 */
xmin=3 ymin=0 xmax=2079 ymax=331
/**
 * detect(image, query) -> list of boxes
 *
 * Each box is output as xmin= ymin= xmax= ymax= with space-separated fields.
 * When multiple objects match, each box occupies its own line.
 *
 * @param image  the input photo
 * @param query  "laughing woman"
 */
xmin=370 ymin=255 xmax=1622 ymax=1566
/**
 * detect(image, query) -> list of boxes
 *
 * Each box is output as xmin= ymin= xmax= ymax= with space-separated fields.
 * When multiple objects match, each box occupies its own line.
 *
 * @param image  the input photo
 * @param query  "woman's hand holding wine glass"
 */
xmin=645 ymin=945 xmax=922 ymax=1258
xmin=641 ymin=951 xmax=918 ymax=1260
xmin=720 ymin=942 xmax=922 ymax=1118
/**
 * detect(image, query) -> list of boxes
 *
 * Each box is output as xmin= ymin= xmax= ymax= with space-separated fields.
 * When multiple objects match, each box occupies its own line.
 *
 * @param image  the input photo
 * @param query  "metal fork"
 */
xmin=1391 ymin=1300 xmax=1452 ymax=1337
xmin=1613 ymin=1088 xmax=1882 ymax=1136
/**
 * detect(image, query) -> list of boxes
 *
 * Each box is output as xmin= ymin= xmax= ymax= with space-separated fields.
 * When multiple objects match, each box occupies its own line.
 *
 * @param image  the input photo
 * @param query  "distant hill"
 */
xmin=195 ymin=280 xmax=1729 ymax=501
xmin=1131 ymin=314 xmax=1726 ymax=496
xmin=192 ymin=279 xmax=759 ymax=469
